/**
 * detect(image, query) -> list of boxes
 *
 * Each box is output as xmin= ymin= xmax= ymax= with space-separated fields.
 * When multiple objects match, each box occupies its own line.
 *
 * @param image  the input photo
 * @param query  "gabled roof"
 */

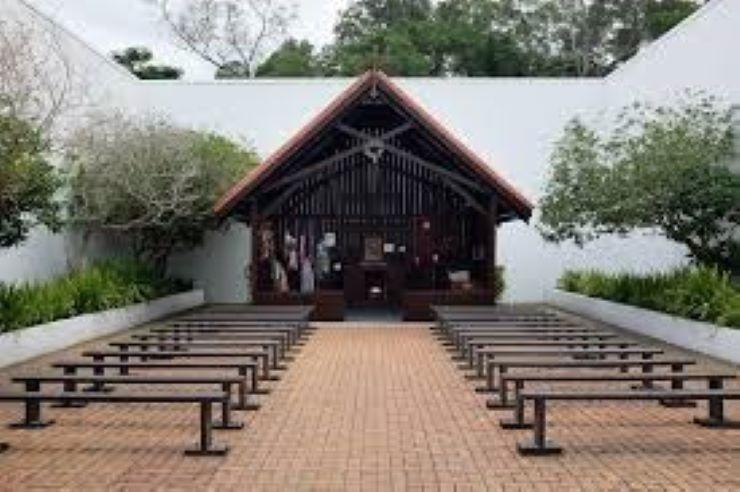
xmin=214 ymin=70 xmax=534 ymax=220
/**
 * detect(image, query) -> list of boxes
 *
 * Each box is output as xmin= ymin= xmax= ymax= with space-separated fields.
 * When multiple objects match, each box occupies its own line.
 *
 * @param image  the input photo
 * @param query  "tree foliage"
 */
xmin=112 ymin=46 xmax=184 ymax=80
xmin=67 ymin=114 xmax=259 ymax=272
xmin=161 ymin=0 xmax=296 ymax=78
xmin=0 ymin=17 xmax=83 ymax=134
xmin=251 ymin=0 xmax=702 ymax=78
xmin=538 ymin=93 xmax=740 ymax=274
xmin=0 ymin=108 xmax=61 ymax=247
xmin=255 ymin=39 xmax=323 ymax=77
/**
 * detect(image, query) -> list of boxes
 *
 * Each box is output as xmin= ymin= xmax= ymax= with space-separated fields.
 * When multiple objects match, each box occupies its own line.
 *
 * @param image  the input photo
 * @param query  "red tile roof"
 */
xmin=214 ymin=70 xmax=533 ymax=219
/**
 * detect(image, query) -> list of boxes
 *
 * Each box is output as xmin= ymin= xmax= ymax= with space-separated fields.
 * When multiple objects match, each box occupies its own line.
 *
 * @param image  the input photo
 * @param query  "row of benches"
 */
xmin=0 ymin=305 xmax=314 ymax=456
xmin=432 ymin=304 xmax=740 ymax=455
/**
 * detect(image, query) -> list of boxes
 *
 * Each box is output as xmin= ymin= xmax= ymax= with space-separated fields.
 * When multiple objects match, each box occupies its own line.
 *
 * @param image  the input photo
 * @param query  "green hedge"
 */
xmin=559 ymin=267 xmax=740 ymax=329
xmin=0 ymin=259 xmax=192 ymax=333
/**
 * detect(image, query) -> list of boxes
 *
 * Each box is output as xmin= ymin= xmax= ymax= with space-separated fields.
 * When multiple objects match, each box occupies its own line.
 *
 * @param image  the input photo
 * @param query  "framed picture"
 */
xmin=364 ymin=236 xmax=383 ymax=262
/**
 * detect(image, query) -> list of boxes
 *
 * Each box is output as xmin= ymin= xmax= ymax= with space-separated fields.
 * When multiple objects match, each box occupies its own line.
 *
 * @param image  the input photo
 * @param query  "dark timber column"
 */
xmin=487 ymin=196 xmax=499 ymax=298
xmin=249 ymin=201 xmax=260 ymax=304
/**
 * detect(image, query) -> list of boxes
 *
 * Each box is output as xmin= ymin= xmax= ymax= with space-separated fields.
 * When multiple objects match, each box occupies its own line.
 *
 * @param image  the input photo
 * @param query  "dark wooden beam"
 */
xmin=261 ymin=122 xmax=414 ymax=195
xmin=487 ymin=196 xmax=498 ymax=294
xmin=338 ymin=123 xmax=485 ymax=193
xmin=441 ymin=177 xmax=487 ymax=215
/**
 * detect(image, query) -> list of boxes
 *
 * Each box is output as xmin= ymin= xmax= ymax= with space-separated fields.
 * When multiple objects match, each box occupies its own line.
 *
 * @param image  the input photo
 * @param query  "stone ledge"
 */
xmin=548 ymin=289 xmax=740 ymax=365
xmin=0 ymin=290 xmax=205 ymax=368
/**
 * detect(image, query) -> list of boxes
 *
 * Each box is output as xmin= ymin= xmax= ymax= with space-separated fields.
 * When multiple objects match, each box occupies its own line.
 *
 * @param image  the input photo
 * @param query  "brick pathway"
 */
xmin=0 ymin=321 xmax=739 ymax=490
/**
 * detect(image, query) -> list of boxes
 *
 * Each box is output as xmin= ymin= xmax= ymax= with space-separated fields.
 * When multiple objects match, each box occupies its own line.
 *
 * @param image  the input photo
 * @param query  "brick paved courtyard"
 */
xmin=0 ymin=320 xmax=739 ymax=490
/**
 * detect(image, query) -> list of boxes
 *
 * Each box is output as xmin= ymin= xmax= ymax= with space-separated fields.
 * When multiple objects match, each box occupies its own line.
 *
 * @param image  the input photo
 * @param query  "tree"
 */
xmin=435 ymin=0 xmax=531 ymax=76
xmin=645 ymin=0 xmax=701 ymax=39
xmin=494 ymin=0 xmax=703 ymax=76
xmin=112 ymin=46 xmax=184 ymax=80
xmin=160 ymin=0 xmax=296 ymax=78
xmin=67 ymin=113 xmax=259 ymax=273
xmin=0 ymin=108 xmax=61 ymax=247
xmin=255 ymin=39 xmax=322 ymax=77
xmin=538 ymin=93 xmax=740 ymax=274
xmin=0 ymin=17 xmax=83 ymax=135
xmin=0 ymin=17 xmax=75 ymax=248
xmin=326 ymin=0 xmax=438 ymax=76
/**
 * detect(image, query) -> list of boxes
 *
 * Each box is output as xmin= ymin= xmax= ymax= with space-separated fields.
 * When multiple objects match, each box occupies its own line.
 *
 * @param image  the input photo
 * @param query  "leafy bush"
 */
xmin=493 ymin=266 xmax=505 ymax=303
xmin=0 ymin=259 xmax=191 ymax=333
xmin=558 ymin=267 xmax=740 ymax=328
xmin=67 ymin=114 xmax=259 ymax=273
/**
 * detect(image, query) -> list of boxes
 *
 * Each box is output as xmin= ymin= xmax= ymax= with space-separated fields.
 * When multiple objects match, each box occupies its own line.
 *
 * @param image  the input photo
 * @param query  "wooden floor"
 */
xmin=0 ymin=320 xmax=739 ymax=490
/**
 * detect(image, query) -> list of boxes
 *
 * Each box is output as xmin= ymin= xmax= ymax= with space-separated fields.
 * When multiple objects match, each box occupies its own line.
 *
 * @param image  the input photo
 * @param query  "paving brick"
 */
xmin=0 ymin=320 xmax=739 ymax=490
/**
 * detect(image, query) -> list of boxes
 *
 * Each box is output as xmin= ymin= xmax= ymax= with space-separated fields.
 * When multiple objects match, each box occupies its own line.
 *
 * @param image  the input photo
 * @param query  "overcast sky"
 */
xmin=27 ymin=0 xmax=349 ymax=80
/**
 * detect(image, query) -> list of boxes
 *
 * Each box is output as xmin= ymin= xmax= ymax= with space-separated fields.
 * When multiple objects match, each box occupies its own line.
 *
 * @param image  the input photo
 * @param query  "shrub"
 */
xmin=558 ymin=267 xmax=740 ymax=329
xmin=67 ymin=114 xmax=259 ymax=274
xmin=493 ymin=266 xmax=505 ymax=303
xmin=0 ymin=259 xmax=191 ymax=333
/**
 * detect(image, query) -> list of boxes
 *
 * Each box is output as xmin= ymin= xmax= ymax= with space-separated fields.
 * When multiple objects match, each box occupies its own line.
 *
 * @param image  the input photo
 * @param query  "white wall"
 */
xmin=0 ymin=0 xmax=139 ymax=285
xmin=168 ymin=222 xmax=252 ymax=303
xmin=606 ymin=0 xmax=740 ymax=104
xmin=3 ymin=0 xmax=738 ymax=302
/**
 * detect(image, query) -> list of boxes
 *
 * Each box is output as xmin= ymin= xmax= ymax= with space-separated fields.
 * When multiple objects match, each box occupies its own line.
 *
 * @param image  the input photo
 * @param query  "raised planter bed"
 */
xmin=548 ymin=289 xmax=740 ymax=365
xmin=0 ymin=290 xmax=205 ymax=368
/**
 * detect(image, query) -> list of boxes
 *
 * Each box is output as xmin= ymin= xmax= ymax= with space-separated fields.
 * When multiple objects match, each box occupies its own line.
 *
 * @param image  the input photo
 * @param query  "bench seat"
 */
xmin=0 ymin=390 xmax=232 ymax=456
xmin=481 ymin=358 xmax=696 ymax=392
xmin=51 ymin=360 xmax=263 ymax=401
xmin=493 ymin=371 xmax=736 ymax=409
xmin=512 ymin=388 xmax=740 ymax=456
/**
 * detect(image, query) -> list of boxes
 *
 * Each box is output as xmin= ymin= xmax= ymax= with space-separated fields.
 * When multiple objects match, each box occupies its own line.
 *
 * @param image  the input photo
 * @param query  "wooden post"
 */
xmin=487 ymin=196 xmax=499 ymax=298
xmin=249 ymin=201 xmax=260 ymax=305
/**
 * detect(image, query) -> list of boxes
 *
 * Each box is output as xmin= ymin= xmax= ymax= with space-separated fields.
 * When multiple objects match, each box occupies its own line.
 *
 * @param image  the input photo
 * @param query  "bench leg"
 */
xmin=213 ymin=384 xmax=243 ymax=430
xmin=251 ymin=365 xmax=269 ymax=395
xmin=0 ymin=443 xmax=8 ymax=454
xmin=500 ymin=390 xmax=532 ymax=429
xmin=83 ymin=357 xmax=114 ymax=393
xmin=487 ymin=369 xmax=514 ymax=409
xmin=10 ymin=396 xmax=55 ymax=429
xmin=694 ymin=379 xmax=740 ymax=428
xmin=262 ymin=355 xmax=279 ymax=381
xmin=52 ymin=368 xmax=87 ymax=408
xmin=271 ymin=345 xmax=287 ymax=371
xmin=661 ymin=364 xmax=696 ymax=408
xmin=236 ymin=368 xmax=261 ymax=411
xmin=184 ymin=402 xmax=229 ymax=456
xmin=517 ymin=398 xmax=562 ymax=455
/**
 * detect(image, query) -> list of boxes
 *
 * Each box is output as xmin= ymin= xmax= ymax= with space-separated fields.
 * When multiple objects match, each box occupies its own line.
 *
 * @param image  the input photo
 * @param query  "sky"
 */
xmin=27 ymin=0 xmax=349 ymax=80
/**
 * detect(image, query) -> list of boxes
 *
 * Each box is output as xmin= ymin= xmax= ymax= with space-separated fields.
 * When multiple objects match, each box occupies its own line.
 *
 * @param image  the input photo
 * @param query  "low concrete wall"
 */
xmin=548 ymin=289 xmax=740 ymax=365
xmin=0 ymin=290 xmax=205 ymax=368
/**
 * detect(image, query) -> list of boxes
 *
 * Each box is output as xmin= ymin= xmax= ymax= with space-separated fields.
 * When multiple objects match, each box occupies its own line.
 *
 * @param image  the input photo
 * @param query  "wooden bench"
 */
xmin=492 ymin=372 xmax=736 ymax=410
xmin=451 ymin=327 xmax=611 ymax=349
xmin=512 ymin=388 xmax=740 ymax=456
xmin=156 ymin=325 xmax=303 ymax=346
xmin=11 ymin=374 xmax=250 ymax=422
xmin=452 ymin=329 xmax=624 ymax=360
xmin=82 ymin=349 xmax=274 ymax=381
xmin=472 ymin=347 xmax=663 ymax=381
xmin=133 ymin=332 xmax=296 ymax=362
xmin=134 ymin=331 xmax=291 ymax=352
xmin=0 ymin=391 xmax=232 ymax=456
xmin=51 ymin=360 xmax=263 ymax=406
xmin=463 ymin=339 xmax=638 ymax=374
xmin=447 ymin=329 xmax=615 ymax=351
xmin=110 ymin=340 xmax=285 ymax=370
xmin=481 ymin=358 xmax=697 ymax=392
xmin=450 ymin=331 xmax=620 ymax=363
